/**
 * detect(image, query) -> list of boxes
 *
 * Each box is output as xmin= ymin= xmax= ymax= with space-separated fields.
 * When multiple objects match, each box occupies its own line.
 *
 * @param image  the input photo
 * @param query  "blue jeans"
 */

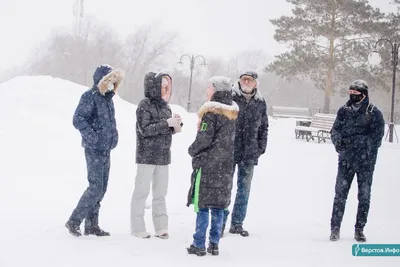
xmin=68 ymin=148 xmax=111 ymax=229
xmin=224 ymin=163 xmax=254 ymax=227
xmin=192 ymin=208 xmax=224 ymax=248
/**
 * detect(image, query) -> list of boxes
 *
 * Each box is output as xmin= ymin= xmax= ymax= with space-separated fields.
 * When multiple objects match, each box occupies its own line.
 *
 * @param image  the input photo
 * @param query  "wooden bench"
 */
xmin=272 ymin=106 xmax=311 ymax=120
xmin=294 ymin=113 xmax=337 ymax=143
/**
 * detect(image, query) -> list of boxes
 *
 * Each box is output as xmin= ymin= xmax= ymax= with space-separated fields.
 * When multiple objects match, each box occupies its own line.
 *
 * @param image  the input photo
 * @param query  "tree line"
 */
xmin=267 ymin=0 xmax=400 ymax=113
xmin=1 ymin=0 xmax=399 ymax=118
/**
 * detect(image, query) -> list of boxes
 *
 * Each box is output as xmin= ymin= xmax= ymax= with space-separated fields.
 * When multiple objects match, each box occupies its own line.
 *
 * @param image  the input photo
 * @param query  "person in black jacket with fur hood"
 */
xmin=186 ymin=76 xmax=239 ymax=256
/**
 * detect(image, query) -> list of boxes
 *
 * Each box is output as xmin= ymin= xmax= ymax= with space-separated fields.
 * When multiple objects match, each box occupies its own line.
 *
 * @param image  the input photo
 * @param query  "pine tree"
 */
xmin=265 ymin=0 xmax=385 ymax=113
xmin=367 ymin=0 xmax=400 ymax=104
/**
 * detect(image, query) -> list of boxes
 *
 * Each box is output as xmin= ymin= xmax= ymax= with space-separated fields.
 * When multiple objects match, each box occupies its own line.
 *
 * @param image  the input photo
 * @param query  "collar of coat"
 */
xmin=232 ymin=81 xmax=264 ymax=101
xmin=198 ymin=101 xmax=239 ymax=121
xmin=343 ymin=96 xmax=373 ymax=113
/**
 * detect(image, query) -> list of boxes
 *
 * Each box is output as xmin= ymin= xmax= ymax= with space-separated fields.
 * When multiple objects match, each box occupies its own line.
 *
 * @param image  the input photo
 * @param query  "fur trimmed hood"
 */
xmin=232 ymin=81 xmax=264 ymax=101
xmin=198 ymin=101 xmax=239 ymax=121
xmin=93 ymin=64 xmax=125 ymax=95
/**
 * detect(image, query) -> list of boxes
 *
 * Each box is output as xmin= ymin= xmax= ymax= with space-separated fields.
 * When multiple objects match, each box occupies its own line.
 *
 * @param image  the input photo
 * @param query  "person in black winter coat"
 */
xmin=130 ymin=72 xmax=182 ymax=239
xmin=65 ymin=64 xmax=125 ymax=237
xmin=186 ymin=76 xmax=239 ymax=256
xmin=222 ymin=71 xmax=269 ymax=237
xmin=329 ymin=80 xmax=385 ymax=242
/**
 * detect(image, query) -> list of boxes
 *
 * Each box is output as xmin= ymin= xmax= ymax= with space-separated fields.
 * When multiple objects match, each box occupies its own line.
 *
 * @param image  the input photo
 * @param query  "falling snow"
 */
xmin=0 ymin=76 xmax=399 ymax=267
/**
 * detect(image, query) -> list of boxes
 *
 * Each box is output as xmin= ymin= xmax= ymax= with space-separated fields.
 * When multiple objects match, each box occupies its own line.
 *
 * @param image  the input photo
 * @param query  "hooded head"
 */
xmin=93 ymin=64 xmax=125 ymax=96
xmin=144 ymin=72 xmax=172 ymax=104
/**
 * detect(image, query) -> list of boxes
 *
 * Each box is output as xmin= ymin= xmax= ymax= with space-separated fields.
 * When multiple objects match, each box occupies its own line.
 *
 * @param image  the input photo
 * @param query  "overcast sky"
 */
xmin=0 ymin=0 xmax=394 ymax=70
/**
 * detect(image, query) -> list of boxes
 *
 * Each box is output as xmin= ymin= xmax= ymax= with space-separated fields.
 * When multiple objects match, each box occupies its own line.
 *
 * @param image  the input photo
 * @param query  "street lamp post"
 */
xmin=369 ymin=38 xmax=399 ymax=143
xmin=178 ymin=54 xmax=207 ymax=111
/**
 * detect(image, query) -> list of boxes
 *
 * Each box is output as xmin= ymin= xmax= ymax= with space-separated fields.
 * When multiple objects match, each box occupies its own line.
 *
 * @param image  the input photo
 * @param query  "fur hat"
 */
xmin=209 ymin=76 xmax=232 ymax=92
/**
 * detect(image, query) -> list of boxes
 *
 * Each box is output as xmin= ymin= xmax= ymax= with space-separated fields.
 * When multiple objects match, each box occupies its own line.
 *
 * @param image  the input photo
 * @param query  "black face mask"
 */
xmin=349 ymin=94 xmax=364 ymax=104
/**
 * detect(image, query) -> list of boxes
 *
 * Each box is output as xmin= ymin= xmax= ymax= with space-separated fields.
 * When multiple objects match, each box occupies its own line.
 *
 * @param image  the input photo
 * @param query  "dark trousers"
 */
xmin=68 ymin=148 xmax=111 ymax=229
xmin=223 ymin=162 xmax=254 ymax=227
xmin=330 ymin=159 xmax=375 ymax=231
xmin=192 ymin=208 xmax=224 ymax=248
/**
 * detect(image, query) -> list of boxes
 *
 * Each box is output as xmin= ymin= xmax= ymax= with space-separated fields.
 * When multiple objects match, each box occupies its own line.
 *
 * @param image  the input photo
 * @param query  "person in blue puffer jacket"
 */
xmin=65 ymin=64 xmax=124 ymax=237
xmin=329 ymin=79 xmax=385 ymax=243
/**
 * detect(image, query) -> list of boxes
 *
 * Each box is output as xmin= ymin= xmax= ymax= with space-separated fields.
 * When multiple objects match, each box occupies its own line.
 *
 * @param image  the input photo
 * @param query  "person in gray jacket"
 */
xmin=130 ymin=72 xmax=182 ymax=239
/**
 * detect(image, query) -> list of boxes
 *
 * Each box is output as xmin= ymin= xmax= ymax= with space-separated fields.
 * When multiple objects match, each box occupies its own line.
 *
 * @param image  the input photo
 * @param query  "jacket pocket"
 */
xmin=94 ymin=128 xmax=112 ymax=151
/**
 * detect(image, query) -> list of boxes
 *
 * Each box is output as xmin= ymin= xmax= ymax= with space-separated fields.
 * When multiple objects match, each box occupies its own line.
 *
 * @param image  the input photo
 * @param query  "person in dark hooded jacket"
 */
xmin=186 ymin=76 xmax=239 ymax=256
xmin=329 ymin=79 xmax=385 ymax=242
xmin=130 ymin=72 xmax=182 ymax=239
xmin=65 ymin=64 xmax=125 ymax=237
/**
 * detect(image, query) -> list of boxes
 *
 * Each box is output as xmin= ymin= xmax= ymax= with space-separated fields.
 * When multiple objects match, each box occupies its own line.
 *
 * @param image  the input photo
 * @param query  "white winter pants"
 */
xmin=130 ymin=164 xmax=169 ymax=234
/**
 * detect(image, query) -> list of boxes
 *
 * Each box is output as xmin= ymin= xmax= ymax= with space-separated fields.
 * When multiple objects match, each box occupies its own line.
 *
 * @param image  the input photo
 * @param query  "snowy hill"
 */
xmin=0 ymin=76 xmax=399 ymax=267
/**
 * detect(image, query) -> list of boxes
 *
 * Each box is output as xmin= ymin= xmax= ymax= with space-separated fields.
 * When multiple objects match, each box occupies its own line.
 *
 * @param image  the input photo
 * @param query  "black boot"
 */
xmin=354 ymin=228 xmax=366 ymax=242
xmin=207 ymin=242 xmax=219 ymax=256
xmin=330 ymin=229 xmax=340 ymax=241
xmin=84 ymin=226 xmax=110 ymax=236
xmin=186 ymin=245 xmax=206 ymax=256
xmin=229 ymin=225 xmax=249 ymax=237
xmin=65 ymin=221 xmax=82 ymax=237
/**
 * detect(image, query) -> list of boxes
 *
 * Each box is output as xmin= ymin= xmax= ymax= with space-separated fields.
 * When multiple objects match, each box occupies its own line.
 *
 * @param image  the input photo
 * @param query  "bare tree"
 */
xmin=23 ymin=16 xmax=178 ymax=106
xmin=235 ymin=49 xmax=270 ymax=74
xmin=26 ymin=15 xmax=123 ymax=87
xmin=117 ymin=24 xmax=178 ymax=103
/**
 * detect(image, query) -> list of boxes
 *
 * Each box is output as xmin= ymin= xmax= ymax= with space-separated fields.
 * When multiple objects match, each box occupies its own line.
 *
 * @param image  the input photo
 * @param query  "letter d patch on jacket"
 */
xmin=200 ymin=122 xmax=207 ymax=131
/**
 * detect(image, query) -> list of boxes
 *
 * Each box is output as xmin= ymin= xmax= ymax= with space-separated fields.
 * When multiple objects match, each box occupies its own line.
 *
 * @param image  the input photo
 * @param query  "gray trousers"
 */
xmin=130 ymin=164 xmax=169 ymax=234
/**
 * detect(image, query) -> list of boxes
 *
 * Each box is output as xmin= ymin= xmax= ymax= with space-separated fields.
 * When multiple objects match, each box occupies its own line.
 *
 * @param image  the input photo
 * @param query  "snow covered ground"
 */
xmin=0 ymin=76 xmax=399 ymax=267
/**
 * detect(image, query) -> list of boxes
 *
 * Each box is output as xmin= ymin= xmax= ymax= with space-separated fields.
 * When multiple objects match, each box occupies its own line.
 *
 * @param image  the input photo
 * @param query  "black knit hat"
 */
xmin=349 ymin=79 xmax=368 ymax=96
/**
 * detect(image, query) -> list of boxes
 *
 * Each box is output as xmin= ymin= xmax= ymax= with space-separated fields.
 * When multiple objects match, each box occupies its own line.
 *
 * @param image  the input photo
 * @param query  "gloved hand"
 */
xmin=167 ymin=117 xmax=181 ymax=128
